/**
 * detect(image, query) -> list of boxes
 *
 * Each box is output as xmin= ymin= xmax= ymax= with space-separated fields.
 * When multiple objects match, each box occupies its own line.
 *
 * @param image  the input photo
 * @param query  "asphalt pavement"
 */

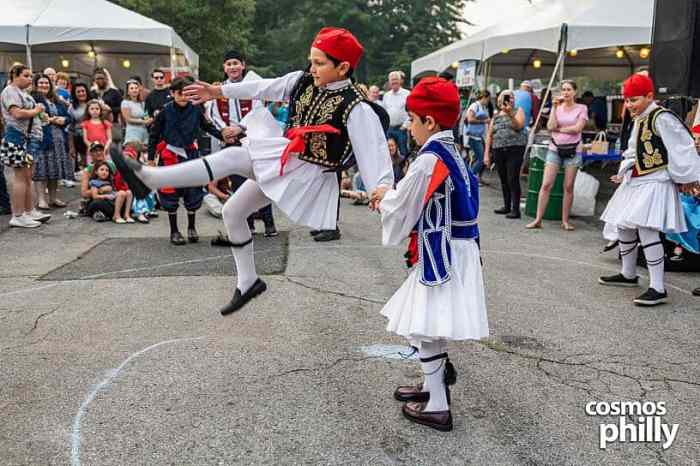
xmin=1 ymin=171 xmax=699 ymax=466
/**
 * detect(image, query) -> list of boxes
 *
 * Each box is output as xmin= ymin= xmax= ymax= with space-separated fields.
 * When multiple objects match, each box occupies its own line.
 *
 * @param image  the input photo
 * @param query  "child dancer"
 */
xmin=114 ymin=27 xmax=393 ymax=314
xmin=599 ymin=74 xmax=700 ymax=306
xmin=371 ymin=77 xmax=489 ymax=431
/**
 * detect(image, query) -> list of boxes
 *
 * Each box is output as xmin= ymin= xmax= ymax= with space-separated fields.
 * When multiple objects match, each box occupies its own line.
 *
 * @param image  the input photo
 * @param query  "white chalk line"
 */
xmin=71 ymin=337 xmax=203 ymax=466
xmin=1 ymin=244 xmax=695 ymax=298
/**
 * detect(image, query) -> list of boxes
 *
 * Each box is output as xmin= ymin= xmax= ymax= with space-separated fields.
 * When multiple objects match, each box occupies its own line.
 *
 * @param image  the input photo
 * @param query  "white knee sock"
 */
xmin=419 ymin=341 xmax=449 ymax=412
xmin=638 ymin=228 xmax=665 ymax=292
xmin=618 ymin=228 xmax=639 ymax=279
xmin=222 ymin=180 xmax=271 ymax=293
xmin=138 ymin=146 xmax=254 ymax=190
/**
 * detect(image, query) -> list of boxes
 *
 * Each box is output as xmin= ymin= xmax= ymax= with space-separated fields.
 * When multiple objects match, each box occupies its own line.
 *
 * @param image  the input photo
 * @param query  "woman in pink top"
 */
xmin=526 ymin=80 xmax=588 ymax=231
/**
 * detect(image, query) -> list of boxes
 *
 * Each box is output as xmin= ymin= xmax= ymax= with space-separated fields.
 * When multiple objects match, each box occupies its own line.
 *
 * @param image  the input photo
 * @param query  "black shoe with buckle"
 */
xmin=264 ymin=224 xmax=279 ymax=237
xmin=634 ymin=288 xmax=668 ymax=306
xmin=187 ymin=228 xmax=199 ymax=243
xmin=170 ymin=231 xmax=187 ymax=246
xmin=313 ymin=228 xmax=341 ymax=242
xmin=598 ymin=273 xmax=639 ymax=287
xmin=220 ymin=279 xmax=267 ymax=315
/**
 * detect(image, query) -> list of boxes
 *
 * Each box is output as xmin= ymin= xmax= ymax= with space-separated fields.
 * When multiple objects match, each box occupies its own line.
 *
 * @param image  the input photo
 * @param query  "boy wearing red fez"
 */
xmin=113 ymin=27 xmax=394 ymax=314
xmin=600 ymin=73 xmax=700 ymax=306
xmin=371 ymin=77 xmax=489 ymax=432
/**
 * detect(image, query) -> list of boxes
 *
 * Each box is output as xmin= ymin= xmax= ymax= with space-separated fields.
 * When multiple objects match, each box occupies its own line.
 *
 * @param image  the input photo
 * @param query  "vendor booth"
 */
xmin=0 ymin=0 xmax=198 ymax=85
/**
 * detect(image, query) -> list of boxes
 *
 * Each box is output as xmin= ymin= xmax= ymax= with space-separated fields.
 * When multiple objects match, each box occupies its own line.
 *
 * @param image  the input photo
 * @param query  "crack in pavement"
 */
xmin=25 ymin=303 xmax=63 ymax=336
xmin=284 ymin=276 xmax=385 ymax=305
xmin=475 ymin=339 xmax=699 ymax=398
xmin=266 ymin=355 xmax=384 ymax=381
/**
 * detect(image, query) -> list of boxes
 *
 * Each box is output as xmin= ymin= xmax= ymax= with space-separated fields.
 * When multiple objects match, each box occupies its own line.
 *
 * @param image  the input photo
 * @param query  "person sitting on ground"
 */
xmin=80 ymin=142 xmax=115 ymax=220
xmin=119 ymin=142 xmax=156 ymax=223
xmin=89 ymin=160 xmax=134 ymax=224
xmin=204 ymin=176 xmax=233 ymax=218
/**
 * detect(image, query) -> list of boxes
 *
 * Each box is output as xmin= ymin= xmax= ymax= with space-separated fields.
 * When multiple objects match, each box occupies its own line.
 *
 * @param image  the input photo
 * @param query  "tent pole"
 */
xmin=25 ymin=24 xmax=32 ymax=69
xmin=170 ymin=45 xmax=176 ymax=79
xmin=527 ymin=47 xmax=566 ymax=149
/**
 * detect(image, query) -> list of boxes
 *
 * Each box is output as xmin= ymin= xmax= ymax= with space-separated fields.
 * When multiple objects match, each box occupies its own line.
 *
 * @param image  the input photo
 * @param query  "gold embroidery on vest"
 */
xmin=316 ymin=96 xmax=343 ymax=123
xmin=309 ymin=133 xmax=328 ymax=160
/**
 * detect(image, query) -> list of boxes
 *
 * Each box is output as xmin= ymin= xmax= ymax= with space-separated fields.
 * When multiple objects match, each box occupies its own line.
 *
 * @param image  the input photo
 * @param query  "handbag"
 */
xmin=590 ymin=131 xmax=609 ymax=155
xmin=553 ymin=139 xmax=580 ymax=159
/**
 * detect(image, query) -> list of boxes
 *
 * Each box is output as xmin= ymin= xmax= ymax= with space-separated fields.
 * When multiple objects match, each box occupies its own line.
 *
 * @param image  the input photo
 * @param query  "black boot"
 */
xmin=187 ymin=211 xmax=199 ymax=243
xmin=168 ymin=212 xmax=186 ymax=245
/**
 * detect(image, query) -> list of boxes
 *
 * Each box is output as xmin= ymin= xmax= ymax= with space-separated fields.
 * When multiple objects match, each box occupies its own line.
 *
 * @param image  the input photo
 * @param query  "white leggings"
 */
xmin=138 ymin=146 xmax=270 ymax=293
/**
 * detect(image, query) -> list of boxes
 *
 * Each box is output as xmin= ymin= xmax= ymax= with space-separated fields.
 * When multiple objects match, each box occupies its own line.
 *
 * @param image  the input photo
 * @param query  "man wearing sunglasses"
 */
xmin=145 ymin=69 xmax=173 ymax=121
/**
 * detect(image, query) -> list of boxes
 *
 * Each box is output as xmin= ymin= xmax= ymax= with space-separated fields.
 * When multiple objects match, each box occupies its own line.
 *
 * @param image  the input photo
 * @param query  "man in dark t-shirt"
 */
xmin=145 ymin=68 xmax=173 ymax=118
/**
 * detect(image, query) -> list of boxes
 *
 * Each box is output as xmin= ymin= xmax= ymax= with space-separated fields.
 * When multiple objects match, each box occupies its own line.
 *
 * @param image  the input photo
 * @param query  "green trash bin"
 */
xmin=525 ymin=145 xmax=565 ymax=220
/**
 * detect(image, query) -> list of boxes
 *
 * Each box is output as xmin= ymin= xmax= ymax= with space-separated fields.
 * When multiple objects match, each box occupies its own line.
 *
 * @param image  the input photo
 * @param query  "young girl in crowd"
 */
xmin=119 ymin=142 xmax=156 ymax=223
xmin=90 ymin=160 xmax=134 ymax=223
xmin=82 ymin=100 xmax=112 ymax=162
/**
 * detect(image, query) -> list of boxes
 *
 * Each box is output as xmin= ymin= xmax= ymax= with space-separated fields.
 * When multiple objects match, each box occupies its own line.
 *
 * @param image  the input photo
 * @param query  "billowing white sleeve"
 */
xmin=347 ymin=102 xmax=394 ymax=193
xmin=222 ymin=70 xmax=304 ymax=102
xmin=656 ymin=113 xmax=700 ymax=184
xmin=379 ymin=154 xmax=438 ymax=246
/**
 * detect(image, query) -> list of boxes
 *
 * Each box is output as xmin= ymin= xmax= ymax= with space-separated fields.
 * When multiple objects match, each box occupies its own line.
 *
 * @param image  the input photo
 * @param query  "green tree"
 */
xmin=111 ymin=0 xmax=256 ymax=81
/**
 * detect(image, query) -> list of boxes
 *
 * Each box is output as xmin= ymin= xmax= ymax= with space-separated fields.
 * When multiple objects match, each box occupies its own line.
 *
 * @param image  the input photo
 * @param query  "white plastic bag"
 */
xmin=571 ymin=171 xmax=600 ymax=217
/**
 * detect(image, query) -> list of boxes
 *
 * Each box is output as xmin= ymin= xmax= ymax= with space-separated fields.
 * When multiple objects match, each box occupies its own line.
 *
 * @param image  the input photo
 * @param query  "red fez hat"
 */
xmin=623 ymin=73 xmax=655 ymax=99
xmin=311 ymin=27 xmax=364 ymax=69
xmin=406 ymin=77 xmax=461 ymax=129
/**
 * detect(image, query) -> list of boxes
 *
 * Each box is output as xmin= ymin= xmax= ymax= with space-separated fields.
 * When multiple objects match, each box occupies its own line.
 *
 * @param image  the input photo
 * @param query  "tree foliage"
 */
xmin=111 ymin=0 xmax=469 ymax=85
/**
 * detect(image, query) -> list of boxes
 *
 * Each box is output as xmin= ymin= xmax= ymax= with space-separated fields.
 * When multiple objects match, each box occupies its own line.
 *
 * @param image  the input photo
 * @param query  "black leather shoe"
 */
xmin=313 ymin=228 xmax=341 ymax=242
xmin=494 ymin=207 xmax=510 ymax=215
xmin=187 ymin=228 xmax=199 ymax=243
xmin=170 ymin=231 xmax=186 ymax=246
xmin=309 ymin=229 xmax=321 ymax=237
xmin=693 ymin=287 xmax=700 ymax=297
xmin=506 ymin=211 xmax=521 ymax=219
xmin=111 ymin=146 xmax=151 ymax=199
xmin=264 ymin=224 xmax=279 ymax=237
xmin=220 ymin=279 xmax=267 ymax=315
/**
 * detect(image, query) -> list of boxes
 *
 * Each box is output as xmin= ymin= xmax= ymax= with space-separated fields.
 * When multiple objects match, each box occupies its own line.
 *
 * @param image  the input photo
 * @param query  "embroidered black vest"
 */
xmin=286 ymin=73 xmax=367 ymax=169
xmin=634 ymin=107 xmax=689 ymax=176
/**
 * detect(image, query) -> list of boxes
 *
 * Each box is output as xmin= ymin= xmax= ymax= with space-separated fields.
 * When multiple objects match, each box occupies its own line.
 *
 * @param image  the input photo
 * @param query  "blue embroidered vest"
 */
xmin=416 ymin=136 xmax=479 ymax=286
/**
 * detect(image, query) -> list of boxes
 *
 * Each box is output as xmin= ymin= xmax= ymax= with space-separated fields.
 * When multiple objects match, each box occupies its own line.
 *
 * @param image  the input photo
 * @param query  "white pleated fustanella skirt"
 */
xmin=381 ymin=238 xmax=489 ymax=342
xmin=601 ymin=177 xmax=687 ymax=234
xmin=242 ymin=136 xmax=341 ymax=231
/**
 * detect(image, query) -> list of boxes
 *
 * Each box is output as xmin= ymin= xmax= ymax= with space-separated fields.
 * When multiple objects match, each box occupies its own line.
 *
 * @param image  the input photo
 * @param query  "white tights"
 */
xmin=137 ymin=146 xmax=269 ymax=294
xmin=417 ymin=340 xmax=450 ymax=412
xmin=618 ymin=227 xmax=666 ymax=292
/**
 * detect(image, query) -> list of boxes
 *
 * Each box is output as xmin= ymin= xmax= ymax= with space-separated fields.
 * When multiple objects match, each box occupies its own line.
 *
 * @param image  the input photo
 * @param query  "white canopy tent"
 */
xmin=0 ymin=0 xmax=198 ymax=85
xmin=411 ymin=0 xmax=653 ymax=82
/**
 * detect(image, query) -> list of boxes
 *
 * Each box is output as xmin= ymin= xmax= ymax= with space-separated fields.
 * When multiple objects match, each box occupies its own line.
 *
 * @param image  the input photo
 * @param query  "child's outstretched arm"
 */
xmin=375 ymin=154 xmax=440 ymax=246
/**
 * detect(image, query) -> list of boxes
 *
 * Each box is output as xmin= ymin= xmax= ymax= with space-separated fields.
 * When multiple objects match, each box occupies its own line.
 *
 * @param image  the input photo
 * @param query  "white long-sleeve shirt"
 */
xmin=619 ymin=103 xmax=700 ymax=184
xmin=221 ymin=71 xmax=394 ymax=193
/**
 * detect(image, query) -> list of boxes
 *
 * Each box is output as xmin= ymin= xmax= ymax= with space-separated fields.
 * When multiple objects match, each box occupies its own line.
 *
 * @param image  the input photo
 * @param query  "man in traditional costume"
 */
xmin=371 ymin=77 xmax=489 ymax=432
xmin=599 ymin=73 xmax=700 ymax=306
xmin=205 ymin=50 xmax=278 ymax=237
xmin=114 ymin=27 xmax=393 ymax=314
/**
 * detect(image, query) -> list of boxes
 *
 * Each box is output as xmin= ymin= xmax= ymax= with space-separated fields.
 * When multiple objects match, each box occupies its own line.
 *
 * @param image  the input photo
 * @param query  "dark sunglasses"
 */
xmin=152 ymin=75 xmax=165 ymax=80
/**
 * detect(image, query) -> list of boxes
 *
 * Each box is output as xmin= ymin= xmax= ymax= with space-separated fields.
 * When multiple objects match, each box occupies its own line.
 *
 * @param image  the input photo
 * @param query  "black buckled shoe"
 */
xmin=111 ymin=146 xmax=151 ymax=199
xmin=313 ymin=228 xmax=341 ymax=242
xmin=264 ymin=224 xmax=279 ymax=237
xmin=220 ymin=279 xmax=267 ymax=315
xmin=401 ymin=402 xmax=453 ymax=432
xmin=187 ymin=228 xmax=199 ymax=243
xmin=170 ymin=231 xmax=187 ymax=246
